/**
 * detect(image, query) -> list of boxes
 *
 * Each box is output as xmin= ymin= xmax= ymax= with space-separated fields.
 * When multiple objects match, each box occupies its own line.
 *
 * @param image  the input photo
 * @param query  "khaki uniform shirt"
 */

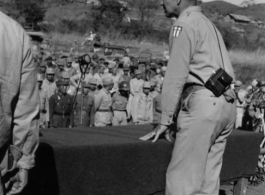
xmin=112 ymin=91 xmax=128 ymax=111
xmin=161 ymin=6 xmax=235 ymax=125
xmin=0 ymin=12 xmax=39 ymax=169
xmin=42 ymin=79 xmax=57 ymax=99
xmin=130 ymin=78 xmax=144 ymax=96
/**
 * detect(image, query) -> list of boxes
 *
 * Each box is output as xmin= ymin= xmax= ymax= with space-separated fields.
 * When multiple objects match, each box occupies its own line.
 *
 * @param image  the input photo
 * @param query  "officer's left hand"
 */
xmin=139 ymin=125 xmax=171 ymax=143
xmin=6 ymin=168 xmax=28 ymax=195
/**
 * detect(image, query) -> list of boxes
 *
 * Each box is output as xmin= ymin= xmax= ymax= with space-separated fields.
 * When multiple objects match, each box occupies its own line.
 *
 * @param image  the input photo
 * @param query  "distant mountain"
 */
xmin=201 ymin=1 xmax=240 ymax=15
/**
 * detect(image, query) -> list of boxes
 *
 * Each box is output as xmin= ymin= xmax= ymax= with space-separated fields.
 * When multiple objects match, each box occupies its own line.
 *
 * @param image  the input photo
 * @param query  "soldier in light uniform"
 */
xmin=38 ymin=74 xmax=49 ymax=129
xmin=72 ymin=53 xmax=81 ymax=74
xmin=112 ymin=81 xmax=130 ymax=126
xmin=65 ymin=57 xmax=77 ymax=77
xmin=61 ymin=71 xmax=76 ymax=96
xmin=94 ymin=77 xmax=114 ymax=127
xmin=94 ymin=65 xmax=105 ymax=87
xmin=54 ymin=59 xmax=66 ymax=81
xmin=140 ymin=1 xmax=236 ymax=195
xmin=49 ymin=80 xmax=73 ymax=128
xmin=120 ymin=66 xmax=131 ymax=83
xmin=150 ymin=78 xmax=159 ymax=98
xmin=73 ymin=82 xmax=95 ymax=127
xmin=131 ymin=82 xmax=153 ymax=124
xmin=42 ymin=68 xmax=57 ymax=99
xmin=38 ymin=61 xmax=47 ymax=78
xmin=130 ymin=70 xmax=144 ymax=96
xmin=234 ymin=80 xmax=247 ymax=129
xmin=88 ymin=78 xmax=99 ymax=98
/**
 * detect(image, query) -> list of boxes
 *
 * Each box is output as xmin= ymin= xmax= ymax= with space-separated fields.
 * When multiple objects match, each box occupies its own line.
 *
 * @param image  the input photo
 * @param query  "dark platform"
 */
xmin=21 ymin=125 xmax=262 ymax=195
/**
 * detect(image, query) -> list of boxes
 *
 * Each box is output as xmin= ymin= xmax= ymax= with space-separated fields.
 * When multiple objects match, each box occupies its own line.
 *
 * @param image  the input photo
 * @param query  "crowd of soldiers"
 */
xmin=35 ymin=50 xmax=167 ymax=129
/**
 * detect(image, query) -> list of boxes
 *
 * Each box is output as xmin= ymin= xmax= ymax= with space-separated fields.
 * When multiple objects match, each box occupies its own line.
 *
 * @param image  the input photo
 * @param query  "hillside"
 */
xmin=233 ymin=4 xmax=265 ymax=22
xmin=201 ymin=1 xmax=240 ymax=15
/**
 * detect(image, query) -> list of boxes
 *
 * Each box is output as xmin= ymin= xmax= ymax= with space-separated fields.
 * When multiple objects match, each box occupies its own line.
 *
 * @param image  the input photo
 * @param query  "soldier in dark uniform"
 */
xmin=73 ymin=82 xmax=95 ymax=127
xmin=49 ymin=80 xmax=73 ymax=128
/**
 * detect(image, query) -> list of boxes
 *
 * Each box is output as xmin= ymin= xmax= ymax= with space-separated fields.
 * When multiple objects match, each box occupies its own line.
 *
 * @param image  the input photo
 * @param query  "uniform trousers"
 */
xmin=51 ymin=115 xmax=70 ymax=128
xmin=166 ymin=89 xmax=236 ymax=195
xmin=95 ymin=111 xmax=112 ymax=127
xmin=112 ymin=111 xmax=127 ymax=126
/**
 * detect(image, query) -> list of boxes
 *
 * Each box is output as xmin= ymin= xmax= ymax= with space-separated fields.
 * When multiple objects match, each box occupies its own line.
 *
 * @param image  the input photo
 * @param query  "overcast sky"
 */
xmin=202 ymin=0 xmax=265 ymax=5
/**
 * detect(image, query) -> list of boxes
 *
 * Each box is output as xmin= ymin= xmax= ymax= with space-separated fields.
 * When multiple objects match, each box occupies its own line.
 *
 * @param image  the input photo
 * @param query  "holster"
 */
xmin=204 ymin=68 xmax=233 ymax=97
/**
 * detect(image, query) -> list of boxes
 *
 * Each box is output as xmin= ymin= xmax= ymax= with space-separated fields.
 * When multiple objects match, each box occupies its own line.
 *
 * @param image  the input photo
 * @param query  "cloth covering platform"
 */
xmin=20 ymin=125 xmax=262 ymax=195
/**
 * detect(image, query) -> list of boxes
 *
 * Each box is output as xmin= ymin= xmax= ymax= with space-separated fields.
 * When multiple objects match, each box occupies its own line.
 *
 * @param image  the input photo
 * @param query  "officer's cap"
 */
xmin=123 ymin=66 xmax=130 ymax=71
xmin=234 ymin=80 xmax=242 ymax=87
xmin=143 ymin=82 xmax=151 ymax=89
xmin=89 ymin=78 xmax=97 ymax=85
xmin=46 ymin=68 xmax=55 ymax=74
xmin=83 ymin=82 xmax=90 ymax=88
xmin=135 ymin=70 xmax=141 ymax=75
xmin=102 ymin=77 xmax=114 ymax=86
xmin=37 ymin=74 xmax=44 ymax=81
xmin=57 ymin=59 xmax=66 ymax=66
xmin=67 ymin=57 xmax=73 ymax=63
xmin=56 ymin=80 xmax=69 ymax=87
xmin=61 ymin=71 xmax=71 ymax=79
xmin=161 ymin=66 xmax=167 ymax=71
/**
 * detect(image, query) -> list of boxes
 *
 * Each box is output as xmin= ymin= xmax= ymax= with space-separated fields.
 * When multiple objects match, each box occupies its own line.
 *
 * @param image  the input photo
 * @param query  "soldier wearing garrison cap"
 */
xmin=94 ymin=77 xmax=114 ymax=126
xmin=88 ymin=78 xmax=99 ymax=99
xmin=131 ymin=82 xmax=153 ymax=125
xmin=73 ymin=82 xmax=95 ymax=127
xmin=42 ymin=68 xmax=57 ymax=99
xmin=140 ymin=1 xmax=236 ymax=195
xmin=38 ymin=74 xmax=49 ymax=129
xmin=49 ymin=80 xmax=73 ymax=128
xmin=38 ymin=61 xmax=47 ymax=78
xmin=65 ymin=57 xmax=77 ymax=78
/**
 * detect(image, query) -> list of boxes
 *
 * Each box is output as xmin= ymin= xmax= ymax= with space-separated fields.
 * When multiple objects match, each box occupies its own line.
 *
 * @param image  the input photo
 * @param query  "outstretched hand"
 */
xmin=139 ymin=124 xmax=171 ymax=143
xmin=6 ymin=168 xmax=28 ymax=195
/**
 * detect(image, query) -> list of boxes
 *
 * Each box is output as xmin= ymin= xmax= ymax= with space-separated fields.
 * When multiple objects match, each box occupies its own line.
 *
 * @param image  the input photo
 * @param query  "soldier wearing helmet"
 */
xmin=42 ymin=68 xmax=57 ymax=99
xmin=94 ymin=77 xmax=114 ymax=126
xmin=73 ymin=82 xmax=94 ymax=127
xmin=112 ymin=81 xmax=130 ymax=126
xmin=49 ymin=80 xmax=73 ymax=128
xmin=131 ymin=82 xmax=153 ymax=124
xmin=37 ymin=74 xmax=49 ymax=129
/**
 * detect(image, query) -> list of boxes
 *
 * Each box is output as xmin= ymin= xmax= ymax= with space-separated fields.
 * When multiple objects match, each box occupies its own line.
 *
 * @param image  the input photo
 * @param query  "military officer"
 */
xmin=61 ymin=71 xmax=76 ymax=96
xmin=49 ymin=80 xmax=73 ymax=128
xmin=42 ymin=68 xmax=57 ymax=99
xmin=112 ymin=81 xmax=130 ymax=126
xmin=37 ymin=74 xmax=49 ymax=129
xmin=131 ymin=82 xmax=153 ymax=124
xmin=94 ymin=77 xmax=114 ymax=126
xmin=140 ymin=1 xmax=236 ymax=195
xmin=73 ymin=82 xmax=94 ymax=127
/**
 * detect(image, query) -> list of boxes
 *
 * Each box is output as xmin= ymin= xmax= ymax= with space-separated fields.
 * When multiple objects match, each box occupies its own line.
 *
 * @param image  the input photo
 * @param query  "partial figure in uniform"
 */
xmin=0 ymin=11 xmax=39 ymax=194
xmin=112 ymin=81 xmax=130 ymax=126
xmin=38 ymin=74 xmax=49 ymax=129
xmin=153 ymin=87 xmax=162 ymax=125
xmin=94 ymin=77 xmax=114 ymax=127
xmin=121 ymin=52 xmax=131 ymax=67
xmin=72 ymin=53 xmax=81 ymax=74
xmin=109 ymin=67 xmax=122 ymax=94
xmin=49 ymin=80 xmax=73 ymax=128
xmin=94 ymin=65 xmax=105 ymax=87
xmin=46 ymin=56 xmax=57 ymax=69
xmin=150 ymin=78 xmax=159 ymax=98
xmin=131 ymin=82 xmax=153 ymax=125
xmin=65 ymin=57 xmax=77 ymax=77
xmin=61 ymin=71 xmax=75 ymax=96
xmin=88 ymin=78 xmax=99 ymax=98
xmin=54 ymin=59 xmax=66 ymax=81
xmin=39 ymin=61 xmax=47 ymax=79
xmin=120 ymin=66 xmax=131 ymax=84
xmin=154 ymin=66 xmax=166 ymax=93
xmin=73 ymin=82 xmax=95 ymax=127
xmin=42 ymin=68 xmax=57 ymax=99
xmin=233 ymin=80 xmax=247 ymax=129
xmin=130 ymin=70 xmax=144 ymax=96
xmin=140 ymin=1 xmax=236 ymax=195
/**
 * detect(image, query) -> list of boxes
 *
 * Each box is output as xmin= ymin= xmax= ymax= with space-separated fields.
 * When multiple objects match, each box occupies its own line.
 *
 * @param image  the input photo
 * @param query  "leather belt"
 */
xmin=182 ymin=84 xmax=205 ymax=100
xmin=113 ymin=110 xmax=126 ymax=112
xmin=97 ymin=109 xmax=111 ymax=112
xmin=54 ymin=111 xmax=70 ymax=116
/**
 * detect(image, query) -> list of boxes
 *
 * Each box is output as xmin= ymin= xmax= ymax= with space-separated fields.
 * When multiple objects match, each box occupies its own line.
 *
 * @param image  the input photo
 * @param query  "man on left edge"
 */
xmin=0 ymin=11 xmax=39 ymax=195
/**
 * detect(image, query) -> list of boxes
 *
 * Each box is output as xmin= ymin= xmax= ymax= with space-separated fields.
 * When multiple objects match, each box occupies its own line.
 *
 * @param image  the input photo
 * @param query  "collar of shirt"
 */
xmin=179 ymin=6 xmax=201 ymax=18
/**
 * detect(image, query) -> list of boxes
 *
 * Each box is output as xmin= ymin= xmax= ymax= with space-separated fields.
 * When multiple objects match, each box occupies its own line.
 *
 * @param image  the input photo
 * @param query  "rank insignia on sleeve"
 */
xmin=173 ymin=26 xmax=182 ymax=38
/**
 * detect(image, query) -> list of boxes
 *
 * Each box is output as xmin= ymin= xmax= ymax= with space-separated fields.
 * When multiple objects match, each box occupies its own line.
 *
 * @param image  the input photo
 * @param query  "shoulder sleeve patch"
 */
xmin=173 ymin=26 xmax=183 ymax=38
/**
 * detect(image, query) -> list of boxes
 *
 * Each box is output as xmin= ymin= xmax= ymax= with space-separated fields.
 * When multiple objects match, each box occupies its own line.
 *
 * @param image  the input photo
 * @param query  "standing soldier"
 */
xmin=55 ymin=59 xmax=66 ymax=81
xmin=38 ymin=61 xmax=47 ymax=79
xmin=73 ymin=82 xmax=94 ymax=127
xmin=65 ymin=57 xmax=77 ymax=77
xmin=42 ymin=68 xmax=57 ymax=99
xmin=37 ymin=74 xmax=49 ymax=129
xmin=49 ymin=80 xmax=73 ymax=128
xmin=94 ymin=77 xmax=114 ymax=127
xmin=88 ymin=78 xmax=99 ymax=98
xmin=72 ymin=53 xmax=81 ymax=74
xmin=131 ymin=82 xmax=153 ymax=124
xmin=140 ymin=1 xmax=236 ymax=195
xmin=120 ymin=66 xmax=132 ymax=83
xmin=130 ymin=70 xmax=144 ymax=96
xmin=112 ymin=81 xmax=130 ymax=126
